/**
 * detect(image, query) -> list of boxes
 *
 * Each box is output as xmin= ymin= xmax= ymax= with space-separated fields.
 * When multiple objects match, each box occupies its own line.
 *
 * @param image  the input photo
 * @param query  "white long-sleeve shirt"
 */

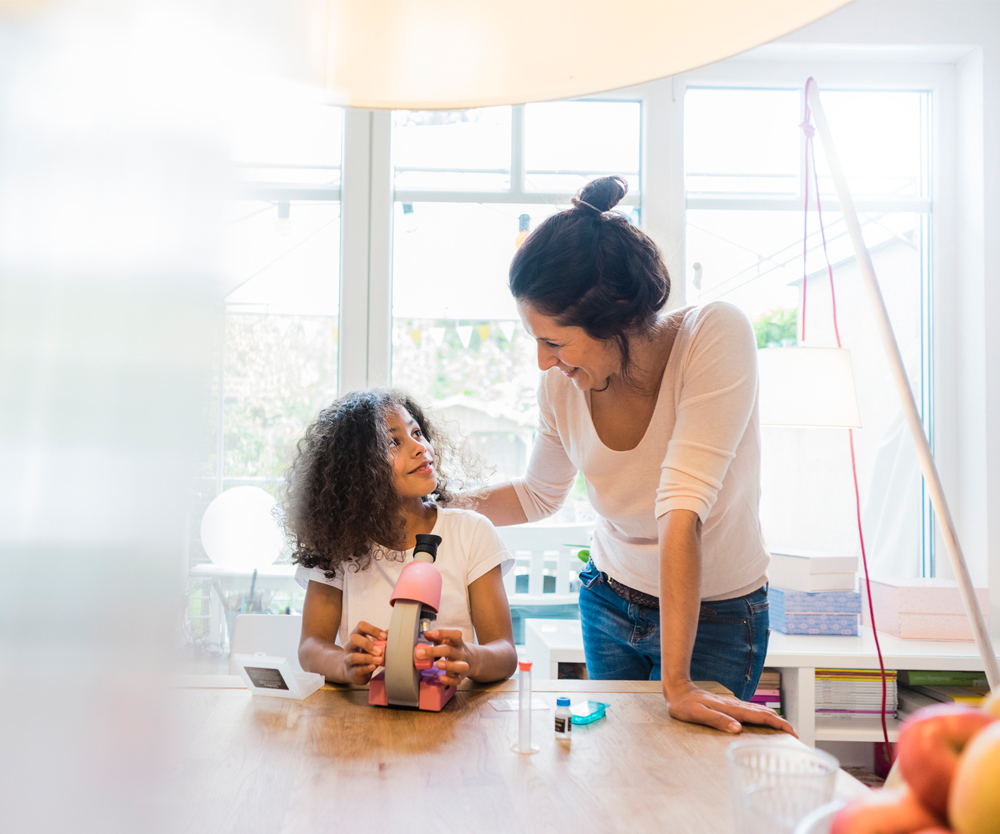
xmin=512 ymin=301 xmax=769 ymax=602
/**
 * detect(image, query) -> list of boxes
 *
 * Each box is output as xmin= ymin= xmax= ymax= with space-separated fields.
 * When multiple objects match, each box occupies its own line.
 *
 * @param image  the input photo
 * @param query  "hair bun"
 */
xmin=573 ymin=175 xmax=628 ymax=213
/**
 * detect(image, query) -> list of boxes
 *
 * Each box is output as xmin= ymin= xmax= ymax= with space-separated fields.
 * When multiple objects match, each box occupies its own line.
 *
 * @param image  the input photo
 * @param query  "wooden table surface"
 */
xmin=170 ymin=677 xmax=867 ymax=834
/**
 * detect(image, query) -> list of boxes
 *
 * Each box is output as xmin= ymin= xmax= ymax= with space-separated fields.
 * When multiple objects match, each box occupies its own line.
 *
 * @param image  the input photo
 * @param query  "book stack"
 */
xmin=897 ymin=670 xmax=990 ymax=716
xmin=750 ymin=668 xmax=782 ymax=715
xmin=814 ymin=668 xmax=898 ymax=717
xmin=769 ymin=551 xmax=861 ymax=635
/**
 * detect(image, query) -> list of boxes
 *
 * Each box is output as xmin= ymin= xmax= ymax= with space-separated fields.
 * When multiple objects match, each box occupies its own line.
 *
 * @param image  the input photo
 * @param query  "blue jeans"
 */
xmin=577 ymin=561 xmax=770 ymax=700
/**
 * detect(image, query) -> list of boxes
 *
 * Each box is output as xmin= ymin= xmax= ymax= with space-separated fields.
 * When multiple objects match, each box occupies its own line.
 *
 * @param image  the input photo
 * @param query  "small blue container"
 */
xmin=570 ymin=700 xmax=608 ymax=725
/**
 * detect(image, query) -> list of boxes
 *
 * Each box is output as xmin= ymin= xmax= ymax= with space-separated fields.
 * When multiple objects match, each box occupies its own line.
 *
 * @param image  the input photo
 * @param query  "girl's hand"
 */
xmin=342 ymin=621 xmax=386 ymax=686
xmin=420 ymin=629 xmax=477 ymax=687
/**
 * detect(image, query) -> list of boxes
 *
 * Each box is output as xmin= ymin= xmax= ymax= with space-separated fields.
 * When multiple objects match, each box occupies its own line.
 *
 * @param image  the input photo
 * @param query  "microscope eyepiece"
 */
xmin=413 ymin=533 xmax=442 ymax=562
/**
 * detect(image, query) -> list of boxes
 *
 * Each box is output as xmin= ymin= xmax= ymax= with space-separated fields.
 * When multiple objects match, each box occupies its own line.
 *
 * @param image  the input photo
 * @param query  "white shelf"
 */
xmin=815 ymin=715 xmax=902 ymax=743
xmin=766 ymin=627 xmax=988 ymax=671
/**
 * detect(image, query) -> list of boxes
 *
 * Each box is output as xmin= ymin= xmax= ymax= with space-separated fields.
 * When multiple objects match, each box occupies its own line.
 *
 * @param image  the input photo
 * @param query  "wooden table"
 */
xmin=170 ymin=677 xmax=867 ymax=834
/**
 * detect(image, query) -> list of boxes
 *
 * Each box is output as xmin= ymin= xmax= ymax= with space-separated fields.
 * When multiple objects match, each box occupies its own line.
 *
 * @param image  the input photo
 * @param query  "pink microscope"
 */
xmin=368 ymin=534 xmax=457 ymax=711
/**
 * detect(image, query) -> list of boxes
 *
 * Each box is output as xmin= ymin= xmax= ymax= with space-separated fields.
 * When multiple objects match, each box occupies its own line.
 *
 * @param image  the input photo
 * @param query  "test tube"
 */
xmin=512 ymin=660 xmax=539 ymax=754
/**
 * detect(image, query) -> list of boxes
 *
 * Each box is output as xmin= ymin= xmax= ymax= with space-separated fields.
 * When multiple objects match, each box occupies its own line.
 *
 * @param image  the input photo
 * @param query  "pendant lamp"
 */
xmin=308 ymin=0 xmax=854 ymax=109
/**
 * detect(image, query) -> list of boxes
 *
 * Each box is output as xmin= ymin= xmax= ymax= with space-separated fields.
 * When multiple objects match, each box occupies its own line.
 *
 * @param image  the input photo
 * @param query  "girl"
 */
xmin=284 ymin=388 xmax=517 ymax=687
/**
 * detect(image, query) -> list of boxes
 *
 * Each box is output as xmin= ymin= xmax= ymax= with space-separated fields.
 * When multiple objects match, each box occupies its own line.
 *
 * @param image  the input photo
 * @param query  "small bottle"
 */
xmin=554 ymin=697 xmax=572 ymax=740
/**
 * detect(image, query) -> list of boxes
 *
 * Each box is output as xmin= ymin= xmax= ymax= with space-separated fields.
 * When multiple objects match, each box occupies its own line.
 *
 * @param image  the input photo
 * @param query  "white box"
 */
xmin=768 ymin=551 xmax=858 ymax=593
xmin=861 ymin=578 xmax=990 ymax=641
xmin=232 ymin=652 xmax=325 ymax=699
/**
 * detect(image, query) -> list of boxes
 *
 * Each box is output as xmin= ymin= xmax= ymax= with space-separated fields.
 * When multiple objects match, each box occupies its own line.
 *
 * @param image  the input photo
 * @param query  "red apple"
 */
xmin=831 ymin=787 xmax=944 ymax=834
xmin=948 ymin=720 xmax=1000 ymax=834
xmin=896 ymin=703 xmax=997 ymax=817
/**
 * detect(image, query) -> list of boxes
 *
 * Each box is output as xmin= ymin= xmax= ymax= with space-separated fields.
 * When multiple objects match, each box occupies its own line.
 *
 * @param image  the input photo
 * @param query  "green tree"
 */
xmin=753 ymin=307 xmax=797 ymax=349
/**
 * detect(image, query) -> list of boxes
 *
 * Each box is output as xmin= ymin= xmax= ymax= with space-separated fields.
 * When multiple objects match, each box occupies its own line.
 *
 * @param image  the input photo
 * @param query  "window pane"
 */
xmin=685 ymin=88 xmax=800 ymax=196
xmin=816 ymin=91 xmax=927 ymax=199
xmin=687 ymin=207 xmax=926 ymax=569
xmin=685 ymin=87 xmax=928 ymax=200
xmin=226 ymin=201 xmax=340 ymax=315
xmin=393 ymin=108 xmax=511 ymax=191
xmin=390 ymin=202 xmax=547 ymax=482
xmin=231 ymin=103 xmax=343 ymax=187
xmin=524 ymin=100 xmax=641 ymax=193
xmin=686 ymin=208 xmax=922 ymax=346
xmin=222 ymin=200 xmax=341 ymax=478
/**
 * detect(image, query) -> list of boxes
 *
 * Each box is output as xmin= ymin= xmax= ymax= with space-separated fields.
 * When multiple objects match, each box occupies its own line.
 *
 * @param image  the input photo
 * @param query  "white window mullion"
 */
xmin=637 ymin=77 xmax=686 ymax=307
xmin=340 ymin=108 xmax=374 ymax=394
xmin=511 ymin=104 xmax=525 ymax=195
xmin=368 ymin=110 xmax=394 ymax=387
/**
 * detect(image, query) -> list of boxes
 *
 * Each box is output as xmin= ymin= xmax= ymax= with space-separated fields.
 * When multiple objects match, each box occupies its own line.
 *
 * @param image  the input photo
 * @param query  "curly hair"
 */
xmin=282 ymin=388 xmax=467 ymax=579
xmin=509 ymin=175 xmax=671 ymax=385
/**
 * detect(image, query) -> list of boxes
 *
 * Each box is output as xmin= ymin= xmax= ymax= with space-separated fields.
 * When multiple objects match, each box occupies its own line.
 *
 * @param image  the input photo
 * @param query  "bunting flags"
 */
xmin=455 ymin=325 xmax=474 ymax=348
xmin=399 ymin=321 xmax=518 ymax=350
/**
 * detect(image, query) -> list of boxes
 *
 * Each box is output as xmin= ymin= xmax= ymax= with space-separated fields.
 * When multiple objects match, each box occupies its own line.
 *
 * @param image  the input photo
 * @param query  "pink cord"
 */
xmin=802 ymin=77 xmax=893 ymax=765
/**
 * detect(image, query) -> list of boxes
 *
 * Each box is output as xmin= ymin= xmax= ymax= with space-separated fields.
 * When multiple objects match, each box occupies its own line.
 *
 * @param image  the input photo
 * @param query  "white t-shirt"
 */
xmin=294 ymin=507 xmax=514 ymax=646
xmin=511 ymin=301 xmax=769 ymax=602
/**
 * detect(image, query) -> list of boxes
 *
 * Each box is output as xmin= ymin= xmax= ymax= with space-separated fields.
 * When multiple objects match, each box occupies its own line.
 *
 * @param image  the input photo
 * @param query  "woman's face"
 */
xmin=517 ymin=300 xmax=620 ymax=391
xmin=385 ymin=405 xmax=437 ymax=500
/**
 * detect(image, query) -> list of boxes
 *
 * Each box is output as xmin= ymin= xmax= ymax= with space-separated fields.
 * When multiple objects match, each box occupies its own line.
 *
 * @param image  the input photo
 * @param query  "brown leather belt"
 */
xmin=604 ymin=573 xmax=660 ymax=609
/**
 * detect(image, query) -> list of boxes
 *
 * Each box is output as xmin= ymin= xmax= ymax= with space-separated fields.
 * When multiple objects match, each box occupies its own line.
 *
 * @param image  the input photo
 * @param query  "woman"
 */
xmin=472 ymin=176 xmax=794 ymax=735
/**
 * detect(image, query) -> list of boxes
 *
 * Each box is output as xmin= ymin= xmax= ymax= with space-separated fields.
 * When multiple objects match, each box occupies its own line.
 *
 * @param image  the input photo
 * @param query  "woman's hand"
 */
xmin=420 ymin=628 xmax=478 ymax=687
xmin=341 ymin=621 xmax=386 ymax=686
xmin=665 ymin=680 xmax=797 ymax=736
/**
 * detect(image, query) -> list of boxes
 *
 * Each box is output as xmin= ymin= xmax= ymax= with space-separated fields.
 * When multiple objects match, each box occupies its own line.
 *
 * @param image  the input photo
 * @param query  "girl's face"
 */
xmin=517 ymin=300 xmax=620 ymax=391
xmin=385 ymin=405 xmax=437 ymax=500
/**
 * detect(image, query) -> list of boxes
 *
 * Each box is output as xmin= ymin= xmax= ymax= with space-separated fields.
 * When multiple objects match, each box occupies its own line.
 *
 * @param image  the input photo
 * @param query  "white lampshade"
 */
xmin=758 ymin=347 xmax=861 ymax=428
xmin=307 ymin=0 xmax=852 ymax=109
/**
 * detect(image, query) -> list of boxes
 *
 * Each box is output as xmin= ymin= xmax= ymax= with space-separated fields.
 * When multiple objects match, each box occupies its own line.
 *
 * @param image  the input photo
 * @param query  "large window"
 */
xmin=187 ymin=58 xmax=958 ymax=646
xmin=389 ymin=101 xmax=641 ymax=520
xmin=186 ymin=103 xmax=344 ymax=640
xmin=684 ymin=81 xmax=934 ymax=576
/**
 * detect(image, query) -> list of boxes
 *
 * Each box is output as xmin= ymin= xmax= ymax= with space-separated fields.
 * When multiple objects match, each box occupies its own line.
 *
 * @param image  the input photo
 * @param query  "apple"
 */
xmin=948 ymin=720 xmax=1000 ymax=834
xmin=831 ymin=787 xmax=943 ymax=834
xmin=896 ymin=703 xmax=997 ymax=817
